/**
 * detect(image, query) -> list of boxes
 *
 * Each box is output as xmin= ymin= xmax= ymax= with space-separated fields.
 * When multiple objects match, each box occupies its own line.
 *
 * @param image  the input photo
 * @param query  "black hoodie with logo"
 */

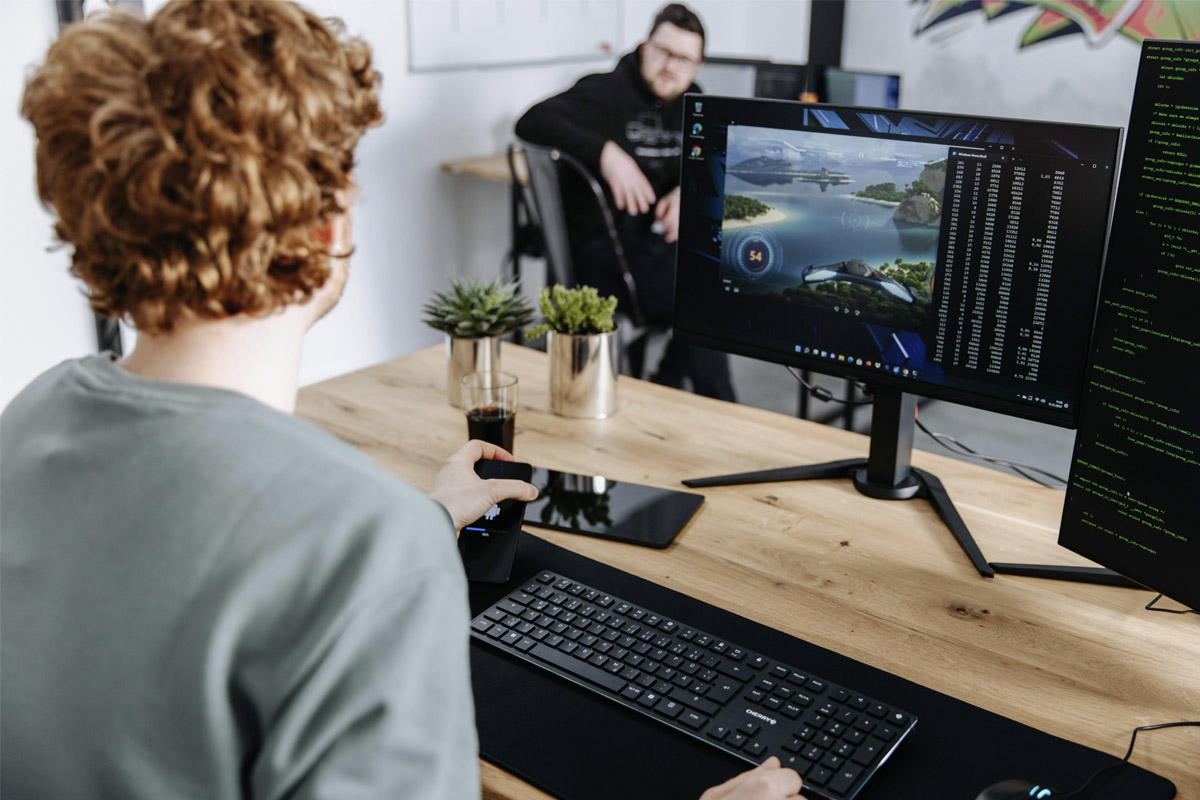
xmin=515 ymin=49 xmax=699 ymax=252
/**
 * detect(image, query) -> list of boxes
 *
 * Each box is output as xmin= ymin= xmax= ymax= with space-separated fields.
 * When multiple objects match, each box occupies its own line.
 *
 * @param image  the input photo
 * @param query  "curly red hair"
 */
xmin=21 ymin=0 xmax=381 ymax=333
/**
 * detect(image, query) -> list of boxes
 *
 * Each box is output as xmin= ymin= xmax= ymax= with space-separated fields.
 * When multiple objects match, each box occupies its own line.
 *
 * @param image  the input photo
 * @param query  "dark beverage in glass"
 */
xmin=466 ymin=406 xmax=515 ymax=453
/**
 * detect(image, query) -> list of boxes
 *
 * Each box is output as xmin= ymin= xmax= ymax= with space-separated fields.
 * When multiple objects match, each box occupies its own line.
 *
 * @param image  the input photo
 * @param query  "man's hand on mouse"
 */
xmin=600 ymin=140 xmax=656 ymax=216
xmin=699 ymin=757 xmax=803 ymax=800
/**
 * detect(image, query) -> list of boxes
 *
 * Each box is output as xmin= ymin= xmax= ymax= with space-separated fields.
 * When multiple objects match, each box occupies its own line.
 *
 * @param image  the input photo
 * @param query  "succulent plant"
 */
xmin=526 ymin=284 xmax=618 ymax=339
xmin=422 ymin=278 xmax=535 ymax=338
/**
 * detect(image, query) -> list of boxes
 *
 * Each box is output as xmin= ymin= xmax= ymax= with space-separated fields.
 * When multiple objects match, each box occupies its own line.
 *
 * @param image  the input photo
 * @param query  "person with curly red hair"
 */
xmin=2 ymin=2 xmax=538 ymax=797
xmin=2 ymin=3 xmax=801 ymax=799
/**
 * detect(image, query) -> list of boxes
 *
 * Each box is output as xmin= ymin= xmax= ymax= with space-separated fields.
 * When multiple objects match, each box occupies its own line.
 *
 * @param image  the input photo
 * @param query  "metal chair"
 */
xmin=509 ymin=138 xmax=664 ymax=379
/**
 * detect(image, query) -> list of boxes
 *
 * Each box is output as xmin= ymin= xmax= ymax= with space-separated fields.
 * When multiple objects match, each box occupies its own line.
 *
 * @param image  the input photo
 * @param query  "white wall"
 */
xmin=2 ymin=0 xmax=814 ymax=409
xmin=1 ymin=2 xmax=95 ymax=409
xmin=842 ymin=0 xmax=1141 ymax=128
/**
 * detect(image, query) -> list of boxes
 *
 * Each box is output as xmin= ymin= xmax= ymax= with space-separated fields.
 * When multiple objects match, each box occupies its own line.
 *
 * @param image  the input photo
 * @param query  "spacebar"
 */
xmin=530 ymin=643 xmax=626 ymax=692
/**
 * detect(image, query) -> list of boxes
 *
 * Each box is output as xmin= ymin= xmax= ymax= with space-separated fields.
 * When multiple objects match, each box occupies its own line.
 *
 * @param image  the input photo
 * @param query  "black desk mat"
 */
xmin=469 ymin=534 xmax=1175 ymax=800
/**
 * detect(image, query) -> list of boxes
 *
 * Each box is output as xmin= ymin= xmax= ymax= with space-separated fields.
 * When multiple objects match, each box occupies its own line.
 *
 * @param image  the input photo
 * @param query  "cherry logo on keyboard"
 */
xmin=745 ymin=708 xmax=778 ymax=726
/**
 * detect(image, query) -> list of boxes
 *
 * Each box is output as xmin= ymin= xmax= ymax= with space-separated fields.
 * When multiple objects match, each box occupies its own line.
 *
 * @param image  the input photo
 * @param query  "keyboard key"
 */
xmin=744 ymin=741 xmax=766 ymax=757
xmin=869 ymin=703 xmax=888 ymax=718
xmin=705 ymin=680 xmax=739 ymax=704
xmin=471 ymin=618 xmax=493 ymax=632
xmin=738 ymin=721 xmax=760 ymax=736
xmin=820 ymin=752 xmax=844 ymax=771
xmin=855 ymin=718 xmax=878 ymax=734
xmin=707 ymin=723 xmax=731 ymax=741
xmin=780 ymin=755 xmax=813 ymax=776
xmin=827 ymin=765 xmax=862 ymax=795
xmin=484 ymin=625 xmax=505 ymax=639
xmin=680 ymin=710 xmax=708 ymax=729
xmin=716 ymin=662 xmax=755 ymax=681
xmin=808 ymin=766 xmax=832 ymax=786
xmin=655 ymin=698 xmax=684 ymax=719
xmin=621 ymin=685 xmax=642 ymax=701
xmin=762 ymin=697 xmax=782 ymax=711
xmin=853 ymin=739 xmax=884 ymax=765
xmin=515 ymin=637 xmax=536 ymax=652
xmin=529 ymin=642 xmax=625 ymax=691
xmin=782 ymin=703 xmax=802 ymax=719
xmin=637 ymin=690 xmax=662 ymax=708
xmin=668 ymin=688 xmax=719 ymax=716
xmin=727 ymin=733 xmax=747 ymax=748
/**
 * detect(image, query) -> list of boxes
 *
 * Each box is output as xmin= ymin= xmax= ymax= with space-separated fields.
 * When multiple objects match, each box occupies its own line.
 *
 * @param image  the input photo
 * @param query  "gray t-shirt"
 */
xmin=1 ymin=355 xmax=480 ymax=799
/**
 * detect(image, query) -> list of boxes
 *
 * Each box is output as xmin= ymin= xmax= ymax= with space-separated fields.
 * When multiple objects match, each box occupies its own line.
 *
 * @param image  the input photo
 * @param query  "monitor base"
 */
xmin=989 ymin=562 xmax=1142 ymax=588
xmin=684 ymin=458 xmax=994 ymax=578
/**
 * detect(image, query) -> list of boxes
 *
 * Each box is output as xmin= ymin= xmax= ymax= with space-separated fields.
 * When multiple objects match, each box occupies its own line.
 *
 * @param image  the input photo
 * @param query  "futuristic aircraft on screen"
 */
xmin=800 ymin=258 xmax=915 ymax=302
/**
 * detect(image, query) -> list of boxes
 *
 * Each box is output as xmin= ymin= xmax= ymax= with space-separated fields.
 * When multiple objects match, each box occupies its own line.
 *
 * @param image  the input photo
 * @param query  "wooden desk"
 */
xmin=441 ymin=151 xmax=528 ymax=185
xmin=297 ymin=343 xmax=1199 ymax=799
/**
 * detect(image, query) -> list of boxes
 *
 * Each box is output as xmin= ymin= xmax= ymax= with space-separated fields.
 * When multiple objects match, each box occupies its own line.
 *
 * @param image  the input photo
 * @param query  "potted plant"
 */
xmin=527 ymin=285 xmax=620 ymax=418
xmin=422 ymin=278 xmax=534 ymax=406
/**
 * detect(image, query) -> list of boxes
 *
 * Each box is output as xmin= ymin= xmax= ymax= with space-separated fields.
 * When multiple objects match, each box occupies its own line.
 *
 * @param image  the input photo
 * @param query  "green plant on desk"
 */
xmin=525 ymin=285 xmax=617 ymax=339
xmin=422 ymin=278 xmax=534 ymax=338
xmin=422 ymin=278 xmax=534 ymax=407
xmin=526 ymin=285 xmax=621 ymax=419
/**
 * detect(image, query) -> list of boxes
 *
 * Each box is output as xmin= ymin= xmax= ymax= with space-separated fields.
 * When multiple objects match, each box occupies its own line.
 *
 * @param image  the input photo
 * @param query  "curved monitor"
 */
xmin=674 ymin=96 xmax=1122 ymax=428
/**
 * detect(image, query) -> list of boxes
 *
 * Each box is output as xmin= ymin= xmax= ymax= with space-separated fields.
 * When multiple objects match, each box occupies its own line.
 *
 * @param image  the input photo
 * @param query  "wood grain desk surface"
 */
xmin=440 ymin=151 xmax=528 ymax=185
xmin=296 ymin=343 xmax=1199 ymax=799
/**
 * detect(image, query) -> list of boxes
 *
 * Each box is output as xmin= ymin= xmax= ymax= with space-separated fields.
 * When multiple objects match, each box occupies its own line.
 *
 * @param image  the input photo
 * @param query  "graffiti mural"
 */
xmin=914 ymin=0 xmax=1200 ymax=47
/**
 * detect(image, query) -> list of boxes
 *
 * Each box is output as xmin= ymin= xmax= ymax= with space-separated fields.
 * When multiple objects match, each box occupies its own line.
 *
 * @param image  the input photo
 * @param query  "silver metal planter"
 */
xmin=446 ymin=334 xmax=501 ymax=407
xmin=548 ymin=328 xmax=619 ymax=418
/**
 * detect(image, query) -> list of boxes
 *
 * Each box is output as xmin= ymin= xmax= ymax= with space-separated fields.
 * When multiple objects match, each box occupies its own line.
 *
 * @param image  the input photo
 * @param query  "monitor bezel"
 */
xmin=673 ymin=93 xmax=1124 ymax=430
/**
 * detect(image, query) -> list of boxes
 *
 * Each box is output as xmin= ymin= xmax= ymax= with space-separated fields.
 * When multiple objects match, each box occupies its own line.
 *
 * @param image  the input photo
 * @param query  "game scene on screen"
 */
xmin=719 ymin=126 xmax=950 ymax=367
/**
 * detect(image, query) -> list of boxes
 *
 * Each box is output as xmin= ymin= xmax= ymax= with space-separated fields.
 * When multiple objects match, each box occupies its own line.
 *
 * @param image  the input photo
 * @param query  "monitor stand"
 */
xmin=987 ymin=562 xmax=1141 ymax=588
xmin=684 ymin=387 xmax=995 ymax=578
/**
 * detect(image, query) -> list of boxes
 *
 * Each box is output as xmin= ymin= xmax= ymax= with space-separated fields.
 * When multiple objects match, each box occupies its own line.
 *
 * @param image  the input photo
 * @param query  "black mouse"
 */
xmin=975 ymin=778 xmax=1063 ymax=800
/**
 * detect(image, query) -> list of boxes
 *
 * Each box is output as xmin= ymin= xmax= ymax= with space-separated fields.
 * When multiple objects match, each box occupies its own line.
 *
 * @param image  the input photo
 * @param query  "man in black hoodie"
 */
xmin=515 ymin=3 xmax=735 ymax=401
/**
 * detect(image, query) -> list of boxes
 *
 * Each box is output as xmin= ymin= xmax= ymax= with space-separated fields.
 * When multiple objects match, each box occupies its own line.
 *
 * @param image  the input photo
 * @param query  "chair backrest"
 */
xmin=510 ymin=138 xmax=644 ymax=326
xmin=510 ymin=141 xmax=575 ymax=288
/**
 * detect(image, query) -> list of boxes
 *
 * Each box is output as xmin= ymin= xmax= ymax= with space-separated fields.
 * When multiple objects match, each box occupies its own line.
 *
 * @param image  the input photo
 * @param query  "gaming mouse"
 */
xmin=975 ymin=779 xmax=1063 ymax=800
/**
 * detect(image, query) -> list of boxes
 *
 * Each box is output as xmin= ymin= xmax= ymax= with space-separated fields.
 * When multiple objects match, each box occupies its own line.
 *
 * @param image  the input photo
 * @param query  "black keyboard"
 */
xmin=471 ymin=570 xmax=917 ymax=800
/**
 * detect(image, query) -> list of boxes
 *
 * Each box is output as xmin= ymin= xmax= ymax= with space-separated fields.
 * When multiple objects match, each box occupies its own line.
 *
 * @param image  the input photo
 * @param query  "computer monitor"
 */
xmin=820 ymin=66 xmax=901 ymax=109
xmin=1057 ymin=39 xmax=1199 ymax=610
xmin=696 ymin=57 xmax=769 ymax=99
xmin=753 ymin=62 xmax=808 ymax=103
xmin=673 ymin=96 xmax=1123 ymax=576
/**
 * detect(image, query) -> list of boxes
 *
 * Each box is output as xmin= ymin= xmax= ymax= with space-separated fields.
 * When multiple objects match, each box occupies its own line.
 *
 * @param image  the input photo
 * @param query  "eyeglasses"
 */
xmin=645 ymin=41 xmax=701 ymax=69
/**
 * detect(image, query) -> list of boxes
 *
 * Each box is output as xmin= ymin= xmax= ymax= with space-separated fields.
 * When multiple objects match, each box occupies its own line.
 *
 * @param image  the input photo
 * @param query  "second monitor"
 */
xmin=673 ymin=97 xmax=1122 ymax=575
